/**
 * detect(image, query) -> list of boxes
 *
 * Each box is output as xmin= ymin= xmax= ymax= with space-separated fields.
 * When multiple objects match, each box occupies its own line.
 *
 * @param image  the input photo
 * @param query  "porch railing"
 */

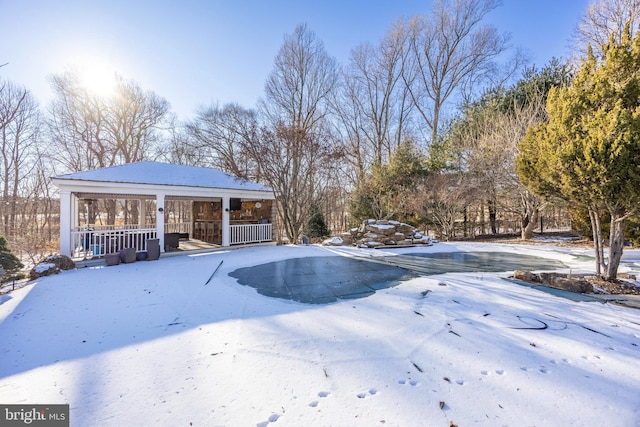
xmin=230 ymin=223 xmax=273 ymax=245
xmin=71 ymin=222 xmax=272 ymax=258
xmin=164 ymin=222 xmax=192 ymax=235
xmin=71 ymin=227 xmax=157 ymax=259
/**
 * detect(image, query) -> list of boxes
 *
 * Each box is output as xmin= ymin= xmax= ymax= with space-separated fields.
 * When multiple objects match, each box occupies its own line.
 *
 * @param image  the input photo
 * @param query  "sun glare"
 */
xmin=75 ymin=60 xmax=118 ymax=98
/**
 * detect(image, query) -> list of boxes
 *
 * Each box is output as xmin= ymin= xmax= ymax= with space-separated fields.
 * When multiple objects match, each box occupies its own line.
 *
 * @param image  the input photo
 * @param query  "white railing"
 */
xmin=165 ymin=222 xmax=191 ymax=235
xmin=73 ymin=224 xmax=145 ymax=231
xmin=71 ymin=227 xmax=158 ymax=259
xmin=230 ymin=223 xmax=273 ymax=245
xmin=71 ymin=222 xmax=271 ymax=258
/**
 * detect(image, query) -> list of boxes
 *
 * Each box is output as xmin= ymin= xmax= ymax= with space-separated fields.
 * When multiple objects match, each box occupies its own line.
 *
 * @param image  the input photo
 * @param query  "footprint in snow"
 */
xmin=357 ymin=389 xmax=378 ymax=399
xmin=309 ymin=391 xmax=331 ymax=408
xmin=481 ymin=369 xmax=505 ymax=376
xmin=256 ymin=413 xmax=280 ymax=427
xmin=398 ymin=379 xmax=420 ymax=387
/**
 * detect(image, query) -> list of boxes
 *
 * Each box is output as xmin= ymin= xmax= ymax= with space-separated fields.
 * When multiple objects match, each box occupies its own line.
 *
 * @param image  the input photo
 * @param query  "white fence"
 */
xmin=71 ymin=222 xmax=271 ymax=258
xmin=71 ymin=228 xmax=157 ymax=259
xmin=230 ymin=223 xmax=273 ymax=245
xmin=164 ymin=222 xmax=191 ymax=235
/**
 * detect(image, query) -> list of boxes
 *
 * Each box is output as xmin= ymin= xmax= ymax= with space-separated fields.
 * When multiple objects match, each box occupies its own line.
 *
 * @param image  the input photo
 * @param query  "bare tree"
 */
xmin=107 ymin=78 xmax=171 ymax=164
xmin=572 ymin=0 xmax=640 ymax=58
xmin=335 ymin=18 xmax=414 ymax=172
xmin=260 ymin=23 xmax=339 ymax=132
xmin=256 ymin=24 xmax=342 ymax=243
xmin=0 ymin=80 xmax=41 ymax=240
xmin=404 ymin=0 xmax=509 ymax=166
xmin=48 ymin=70 xmax=171 ymax=173
xmin=242 ymin=125 xmax=340 ymax=244
xmin=163 ymin=125 xmax=208 ymax=166
xmin=186 ymin=103 xmax=260 ymax=179
xmin=414 ymin=172 xmax=473 ymax=240
xmin=48 ymin=71 xmax=111 ymax=171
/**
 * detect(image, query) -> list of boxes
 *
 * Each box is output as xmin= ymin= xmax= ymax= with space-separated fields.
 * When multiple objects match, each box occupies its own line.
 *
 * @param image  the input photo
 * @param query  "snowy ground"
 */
xmin=1 ymin=242 xmax=639 ymax=426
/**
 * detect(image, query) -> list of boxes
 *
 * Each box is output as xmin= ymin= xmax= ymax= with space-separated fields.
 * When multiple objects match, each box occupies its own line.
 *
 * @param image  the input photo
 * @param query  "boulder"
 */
xmin=339 ymin=232 xmax=354 ymax=246
xmin=539 ymin=272 xmax=594 ymax=293
xmin=323 ymin=219 xmax=434 ymax=248
xmin=514 ymin=270 xmax=594 ymax=293
xmin=29 ymin=255 xmax=76 ymax=280
xmin=323 ymin=236 xmax=345 ymax=246
xmin=514 ymin=270 xmax=540 ymax=283
xmin=29 ymin=263 xmax=58 ymax=280
xmin=43 ymin=255 xmax=75 ymax=271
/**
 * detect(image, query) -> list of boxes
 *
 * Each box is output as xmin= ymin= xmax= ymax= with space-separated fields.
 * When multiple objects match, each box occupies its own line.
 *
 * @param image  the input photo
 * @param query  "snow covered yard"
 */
xmin=0 ymin=243 xmax=639 ymax=426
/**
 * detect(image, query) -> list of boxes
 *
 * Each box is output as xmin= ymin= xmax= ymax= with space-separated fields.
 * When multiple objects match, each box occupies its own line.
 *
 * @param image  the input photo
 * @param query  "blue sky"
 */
xmin=1 ymin=0 xmax=591 ymax=121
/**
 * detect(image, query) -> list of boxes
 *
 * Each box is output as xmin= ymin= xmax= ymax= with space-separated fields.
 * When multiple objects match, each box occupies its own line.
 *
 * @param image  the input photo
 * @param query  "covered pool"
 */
xmin=229 ymin=251 xmax=567 ymax=304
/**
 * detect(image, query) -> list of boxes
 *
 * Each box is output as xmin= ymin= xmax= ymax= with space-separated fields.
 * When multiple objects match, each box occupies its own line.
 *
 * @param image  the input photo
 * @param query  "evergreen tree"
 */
xmin=349 ymin=140 xmax=429 ymax=224
xmin=0 ymin=236 xmax=23 ymax=279
xmin=305 ymin=206 xmax=330 ymax=239
xmin=517 ymin=25 xmax=640 ymax=280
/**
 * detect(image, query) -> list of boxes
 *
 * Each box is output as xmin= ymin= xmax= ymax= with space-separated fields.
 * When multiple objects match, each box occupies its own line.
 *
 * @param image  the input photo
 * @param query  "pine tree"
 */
xmin=305 ymin=206 xmax=330 ymax=239
xmin=517 ymin=24 xmax=640 ymax=280
xmin=0 ymin=236 xmax=23 ymax=280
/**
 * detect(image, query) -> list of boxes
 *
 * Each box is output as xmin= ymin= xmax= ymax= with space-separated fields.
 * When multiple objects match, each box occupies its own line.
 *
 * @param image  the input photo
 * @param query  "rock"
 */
xmin=413 ymin=236 xmax=432 ymax=245
xmin=515 ymin=270 xmax=594 ymax=293
xmin=538 ymin=273 xmax=594 ymax=293
xmin=43 ymin=255 xmax=75 ymax=271
xmin=323 ymin=236 xmax=345 ymax=246
xmin=364 ymin=241 xmax=384 ymax=248
xmin=29 ymin=255 xmax=76 ymax=280
xmin=514 ymin=270 xmax=540 ymax=283
xmin=339 ymin=232 xmax=354 ymax=246
xmin=324 ymin=219 xmax=435 ymax=248
xmin=29 ymin=263 xmax=58 ymax=280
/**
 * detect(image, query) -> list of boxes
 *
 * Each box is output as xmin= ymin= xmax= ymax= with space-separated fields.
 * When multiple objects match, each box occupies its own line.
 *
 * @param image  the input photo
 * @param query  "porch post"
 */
xmin=157 ymin=194 xmax=165 ymax=252
xmin=222 ymin=196 xmax=230 ymax=246
xmin=59 ymin=190 xmax=73 ymax=257
xmin=139 ymin=198 xmax=146 ymax=228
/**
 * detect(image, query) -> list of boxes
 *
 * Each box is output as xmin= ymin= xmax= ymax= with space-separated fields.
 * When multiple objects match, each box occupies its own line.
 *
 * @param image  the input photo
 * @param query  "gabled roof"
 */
xmin=53 ymin=161 xmax=273 ymax=193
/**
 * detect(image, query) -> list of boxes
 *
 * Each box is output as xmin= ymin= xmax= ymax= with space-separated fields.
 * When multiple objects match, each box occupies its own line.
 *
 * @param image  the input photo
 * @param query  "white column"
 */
xmin=222 ymin=196 xmax=230 ymax=246
xmin=157 ymin=194 xmax=165 ymax=252
xmin=139 ymin=198 xmax=146 ymax=228
xmin=59 ymin=190 xmax=72 ymax=257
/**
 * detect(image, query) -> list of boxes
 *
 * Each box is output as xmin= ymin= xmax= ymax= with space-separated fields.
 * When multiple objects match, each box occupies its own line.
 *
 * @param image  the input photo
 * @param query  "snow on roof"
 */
xmin=53 ymin=161 xmax=273 ymax=193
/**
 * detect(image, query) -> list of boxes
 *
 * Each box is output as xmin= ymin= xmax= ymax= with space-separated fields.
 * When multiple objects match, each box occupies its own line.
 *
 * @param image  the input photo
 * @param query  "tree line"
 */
xmin=1 ymin=0 xmax=639 ymax=281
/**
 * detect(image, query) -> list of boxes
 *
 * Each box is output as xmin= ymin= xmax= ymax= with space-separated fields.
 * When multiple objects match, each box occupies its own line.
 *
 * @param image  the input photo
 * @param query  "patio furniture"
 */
xmin=119 ymin=248 xmax=137 ymax=264
xmin=105 ymin=253 xmax=121 ymax=266
xmin=164 ymin=233 xmax=180 ymax=251
xmin=146 ymin=239 xmax=160 ymax=260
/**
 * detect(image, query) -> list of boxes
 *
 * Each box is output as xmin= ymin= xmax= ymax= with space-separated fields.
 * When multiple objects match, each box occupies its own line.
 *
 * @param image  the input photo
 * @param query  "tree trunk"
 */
xmin=588 ymin=206 xmax=604 ymax=276
xmin=521 ymin=207 xmax=539 ymax=240
xmin=488 ymin=198 xmax=497 ymax=234
xmin=605 ymin=215 xmax=626 ymax=281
